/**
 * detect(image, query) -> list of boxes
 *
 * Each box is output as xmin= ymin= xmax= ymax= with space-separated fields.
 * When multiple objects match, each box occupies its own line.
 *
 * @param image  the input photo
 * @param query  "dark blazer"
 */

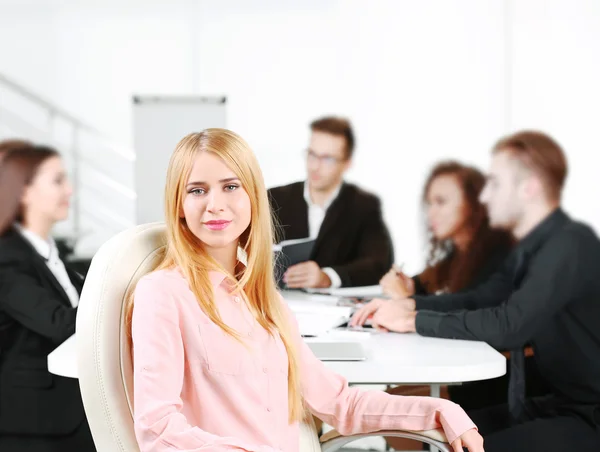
xmin=268 ymin=181 xmax=394 ymax=287
xmin=0 ymin=228 xmax=85 ymax=437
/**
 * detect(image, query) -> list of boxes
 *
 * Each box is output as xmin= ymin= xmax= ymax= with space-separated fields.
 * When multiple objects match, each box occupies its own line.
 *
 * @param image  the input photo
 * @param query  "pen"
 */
xmin=393 ymin=263 xmax=405 ymax=276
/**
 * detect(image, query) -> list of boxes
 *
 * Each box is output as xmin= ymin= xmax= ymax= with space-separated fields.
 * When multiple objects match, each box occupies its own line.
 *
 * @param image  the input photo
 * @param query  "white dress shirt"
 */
xmin=303 ymin=181 xmax=343 ymax=288
xmin=15 ymin=225 xmax=80 ymax=308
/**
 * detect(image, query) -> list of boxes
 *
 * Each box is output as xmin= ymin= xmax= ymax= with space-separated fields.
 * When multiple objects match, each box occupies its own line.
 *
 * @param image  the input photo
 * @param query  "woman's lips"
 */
xmin=204 ymin=220 xmax=231 ymax=231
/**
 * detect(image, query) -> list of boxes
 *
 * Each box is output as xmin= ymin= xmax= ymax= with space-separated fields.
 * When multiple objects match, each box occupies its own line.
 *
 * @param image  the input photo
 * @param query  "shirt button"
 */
xmin=263 ymin=367 xmax=268 ymax=373
xmin=247 ymin=332 xmax=252 ymax=337
xmin=234 ymin=297 xmax=240 ymax=303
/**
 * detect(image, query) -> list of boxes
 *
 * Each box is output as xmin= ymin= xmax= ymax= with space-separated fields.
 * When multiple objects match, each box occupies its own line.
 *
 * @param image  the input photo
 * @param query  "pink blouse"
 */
xmin=131 ymin=268 xmax=476 ymax=452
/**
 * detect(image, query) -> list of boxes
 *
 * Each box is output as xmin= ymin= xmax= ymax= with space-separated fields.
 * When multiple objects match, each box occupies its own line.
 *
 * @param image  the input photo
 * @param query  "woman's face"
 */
xmin=426 ymin=174 xmax=468 ymax=241
xmin=181 ymin=151 xmax=251 ymax=256
xmin=21 ymin=156 xmax=73 ymax=225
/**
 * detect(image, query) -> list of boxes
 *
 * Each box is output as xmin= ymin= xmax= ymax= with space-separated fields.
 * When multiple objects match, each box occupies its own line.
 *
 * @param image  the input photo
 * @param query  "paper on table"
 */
xmin=281 ymin=291 xmax=341 ymax=304
xmin=305 ymin=285 xmax=384 ymax=298
xmin=284 ymin=298 xmax=353 ymax=318
xmin=294 ymin=312 xmax=349 ymax=337
xmin=322 ymin=328 xmax=372 ymax=340
xmin=283 ymin=294 xmax=352 ymax=336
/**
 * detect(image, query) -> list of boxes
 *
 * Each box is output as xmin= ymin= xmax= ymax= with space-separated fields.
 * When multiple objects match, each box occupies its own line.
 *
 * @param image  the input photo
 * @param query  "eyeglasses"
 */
xmin=306 ymin=149 xmax=345 ymax=167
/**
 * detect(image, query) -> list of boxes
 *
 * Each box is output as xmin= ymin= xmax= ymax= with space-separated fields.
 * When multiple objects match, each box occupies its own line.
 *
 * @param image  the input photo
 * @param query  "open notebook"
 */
xmin=283 ymin=297 xmax=352 ymax=337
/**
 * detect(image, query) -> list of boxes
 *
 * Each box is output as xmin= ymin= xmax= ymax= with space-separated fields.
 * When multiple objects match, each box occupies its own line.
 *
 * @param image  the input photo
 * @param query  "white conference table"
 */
xmin=280 ymin=290 xmax=507 ymax=393
xmin=49 ymin=290 xmax=507 ymax=388
xmin=49 ymin=332 xmax=506 ymax=395
xmin=48 ymin=334 xmax=78 ymax=378
xmin=49 ymin=291 xmax=506 ymax=387
xmin=306 ymin=333 xmax=505 ymax=388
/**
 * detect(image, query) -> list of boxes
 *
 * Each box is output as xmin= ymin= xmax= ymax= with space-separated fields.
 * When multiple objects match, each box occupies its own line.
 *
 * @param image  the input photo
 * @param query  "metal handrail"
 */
xmin=0 ymin=72 xmax=137 ymax=252
xmin=0 ymin=73 xmax=134 ymax=161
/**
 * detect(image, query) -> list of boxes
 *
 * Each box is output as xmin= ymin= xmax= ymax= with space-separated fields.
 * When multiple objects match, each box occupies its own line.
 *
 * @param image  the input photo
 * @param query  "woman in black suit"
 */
xmin=0 ymin=141 xmax=96 ymax=451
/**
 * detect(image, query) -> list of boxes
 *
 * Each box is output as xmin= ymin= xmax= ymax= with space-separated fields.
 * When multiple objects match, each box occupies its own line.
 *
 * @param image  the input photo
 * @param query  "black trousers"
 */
xmin=0 ymin=418 xmax=96 ymax=452
xmin=468 ymin=395 xmax=600 ymax=452
xmin=449 ymin=355 xmax=551 ymax=412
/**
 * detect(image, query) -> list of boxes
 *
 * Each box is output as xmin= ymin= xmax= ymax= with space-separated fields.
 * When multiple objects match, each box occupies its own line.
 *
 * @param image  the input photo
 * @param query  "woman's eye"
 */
xmin=224 ymin=184 xmax=239 ymax=192
xmin=189 ymin=188 xmax=206 ymax=195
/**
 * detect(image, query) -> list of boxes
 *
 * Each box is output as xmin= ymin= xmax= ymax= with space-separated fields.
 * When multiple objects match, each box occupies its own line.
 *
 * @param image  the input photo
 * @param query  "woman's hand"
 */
xmin=379 ymin=265 xmax=415 ymax=299
xmin=451 ymin=428 xmax=484 ymax=452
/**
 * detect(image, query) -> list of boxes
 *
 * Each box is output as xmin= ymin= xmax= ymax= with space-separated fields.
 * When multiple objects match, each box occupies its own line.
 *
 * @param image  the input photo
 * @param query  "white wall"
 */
xmin=510 ymin=0 xmax=600 ymax=230
xmin=190 ymin=0 xmax=507 ymax=273
xmin=0 ymin=0 xmax=195 ymax=142
xmin=1 ymin=0 xmax=598 ymax=271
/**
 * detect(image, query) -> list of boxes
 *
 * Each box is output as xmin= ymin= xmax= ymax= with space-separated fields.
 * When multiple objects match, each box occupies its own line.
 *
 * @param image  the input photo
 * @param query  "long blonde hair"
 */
xmin=126 ymin=129 xmax=304 ymax=422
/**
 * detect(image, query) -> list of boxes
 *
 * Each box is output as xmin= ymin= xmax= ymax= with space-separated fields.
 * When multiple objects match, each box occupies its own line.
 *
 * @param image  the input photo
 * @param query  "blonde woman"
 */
xmin=127 ymin=129 xmax=483 ymax=452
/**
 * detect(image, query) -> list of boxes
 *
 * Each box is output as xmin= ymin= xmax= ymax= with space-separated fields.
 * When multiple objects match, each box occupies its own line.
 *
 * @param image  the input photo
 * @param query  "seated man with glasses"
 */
xmin=268 ymin=116 xmax=394 ymax=289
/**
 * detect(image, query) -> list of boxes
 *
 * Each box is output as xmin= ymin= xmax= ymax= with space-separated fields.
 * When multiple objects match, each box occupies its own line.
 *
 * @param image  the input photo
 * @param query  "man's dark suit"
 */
xmin=268 ymin=181 xmax=394 ymax=287
xmin=0 ymin=228 xmax=95 ymax=451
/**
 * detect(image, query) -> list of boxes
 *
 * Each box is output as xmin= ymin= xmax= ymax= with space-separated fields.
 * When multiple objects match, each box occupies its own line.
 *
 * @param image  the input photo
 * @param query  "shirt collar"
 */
xmin=14 ymin=223 xmax=55 ymax=261
xmin=208 ymin=250 xmax=248 ymax=289
xmin=517 ymin=208 xmax=570 ymax=255
xmin=303 ymin=181 xmax=343 ymax=210
xmin=209 ymin=271 xmax=228 ymax=288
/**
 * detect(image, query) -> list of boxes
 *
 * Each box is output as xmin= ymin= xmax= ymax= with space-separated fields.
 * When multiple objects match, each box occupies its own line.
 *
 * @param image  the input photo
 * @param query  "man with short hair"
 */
xmin=268 ymin=116 xmax=393 ymax=288
xmin=352 ymin=130 xmax=600 ymax=451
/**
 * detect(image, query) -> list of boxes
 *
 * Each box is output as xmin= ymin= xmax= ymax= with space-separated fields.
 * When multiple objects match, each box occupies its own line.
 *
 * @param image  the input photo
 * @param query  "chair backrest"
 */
xmin=76 ymin=223 xmax=322 ymax=452
xmin=77 ymin=223 xmax=166 ymax=451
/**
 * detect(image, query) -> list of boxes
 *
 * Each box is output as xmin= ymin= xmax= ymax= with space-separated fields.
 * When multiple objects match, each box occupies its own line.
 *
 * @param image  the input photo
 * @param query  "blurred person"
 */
xmin=380 ymin=161 xmax=514 ymax=450
xmin=380 ymin=161 xmax=513 ymax=300
xmin=0 ymin=139 xmax=33 ymax=348
xmin=268 ymin=116 xmax=393 ymax=288
xmin=0 ymin=143 xmax=96 ymax=451
xmin=126 ymin=129 xmax=484 ymax=452
xmin=0 ymin=138 xmax=31 ymax=162
xmin=352 ymin=131 xmax=600 ymax=451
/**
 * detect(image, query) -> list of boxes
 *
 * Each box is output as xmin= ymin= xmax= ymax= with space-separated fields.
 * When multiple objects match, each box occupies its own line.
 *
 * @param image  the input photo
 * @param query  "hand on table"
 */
xmin=283 ymin=261 xmax=331 ymax=289
xmin=349 ymin=298 xmax=417 ymax=333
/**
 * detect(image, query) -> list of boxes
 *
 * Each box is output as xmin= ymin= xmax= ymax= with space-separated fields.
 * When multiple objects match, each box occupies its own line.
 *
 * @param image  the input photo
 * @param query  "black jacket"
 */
xmin=268 ymin=181 xmax=394 ymax=287
xmin=0 ymin=228 xmax=85 ymax=436
xmin=415 ymin=209 xmax=600 ymax=406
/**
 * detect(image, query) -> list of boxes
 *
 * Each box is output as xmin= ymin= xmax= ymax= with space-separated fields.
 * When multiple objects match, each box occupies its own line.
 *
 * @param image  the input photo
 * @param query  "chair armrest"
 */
xmin=319 ymin=428 xmax=451 ymax=452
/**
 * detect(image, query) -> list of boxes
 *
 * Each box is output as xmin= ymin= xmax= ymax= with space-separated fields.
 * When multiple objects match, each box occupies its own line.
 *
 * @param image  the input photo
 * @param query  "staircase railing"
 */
xmin=0 ymin=72 xmax=136 ymax=257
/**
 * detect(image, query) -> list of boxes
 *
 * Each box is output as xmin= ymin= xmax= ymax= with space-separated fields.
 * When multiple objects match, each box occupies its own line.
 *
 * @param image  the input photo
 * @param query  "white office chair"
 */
xmin=76 ymin=223 xmax=451 ymax=452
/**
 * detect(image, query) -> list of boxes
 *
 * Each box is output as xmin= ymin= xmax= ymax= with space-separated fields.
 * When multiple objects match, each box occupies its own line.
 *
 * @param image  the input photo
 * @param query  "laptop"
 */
xmin=307 ymin=341 xmax=367 ymax=361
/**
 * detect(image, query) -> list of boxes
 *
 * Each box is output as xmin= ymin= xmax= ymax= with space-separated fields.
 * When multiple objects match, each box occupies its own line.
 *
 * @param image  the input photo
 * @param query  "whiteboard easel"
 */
xmin=132 ymin=95 xmax=227 ymax=224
